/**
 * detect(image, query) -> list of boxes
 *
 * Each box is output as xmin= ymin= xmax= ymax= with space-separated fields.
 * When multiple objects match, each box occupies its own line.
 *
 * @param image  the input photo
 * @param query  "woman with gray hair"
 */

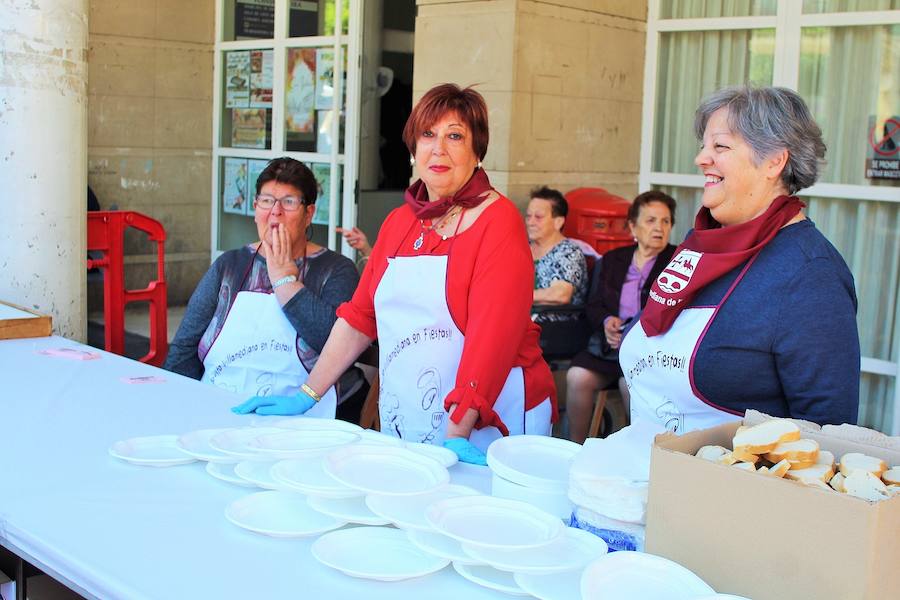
xmin=618 ymin=85 xmax=860 ymax=433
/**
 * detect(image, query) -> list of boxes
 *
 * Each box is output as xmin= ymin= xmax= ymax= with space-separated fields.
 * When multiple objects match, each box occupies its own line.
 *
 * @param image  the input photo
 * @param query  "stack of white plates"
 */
xmin=108 ymin=435 xmax=196 ymax=467
xmin=486 ymin=435 xmax=581 ymax=519
xmin=324 ymin=445 xmax=450 ymax=496
xmin=245 ymin=429 xmax=360 ymax=459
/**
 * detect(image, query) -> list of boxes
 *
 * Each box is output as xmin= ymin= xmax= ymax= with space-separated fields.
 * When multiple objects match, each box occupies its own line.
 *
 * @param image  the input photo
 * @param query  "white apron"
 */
xmin=201 ymin=289 xmax=336 ymax=418
xmin=619 ymin=307 xmax=741 ymax=434
xmin=373 ymin=253 xmax=550 ymax=451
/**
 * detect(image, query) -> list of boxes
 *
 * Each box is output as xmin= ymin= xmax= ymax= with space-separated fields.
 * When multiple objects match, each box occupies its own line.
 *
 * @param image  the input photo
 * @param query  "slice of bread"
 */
xmin=768 ymin=459 xmax=791 ymax=478
xmin=830 ymin=472 xmax=846 ymax=493
xmin=887 ymin=485 xmax=900 ymax=497
xmin=801 ymin=478 xmax=833 ymax=491
xmin=696 ymin=445 xmax=729 ymax=462
xmin=732 ymin=462 xmax=756 ymax=472
xmin=764 ymin=439 xmax=819 ymax=464
xmin=843 ymin=470 xmax=889 ymax=502
xmin=839 ymin=453 xmax=888 ymax=478
xmin=784 ymin=462 xmax=834 ymax=484
xmin=881 ymin=467 xmax=900 ymax=486
xmin=716 ymin=451 xmax=738 ymax=466
xmin=732 ymin=419 xmax=801 ymax=454
xmin=731 ymin=446 xmax=760 ymax=464
xmin=817 ymin=450 xmax=835 ymax=468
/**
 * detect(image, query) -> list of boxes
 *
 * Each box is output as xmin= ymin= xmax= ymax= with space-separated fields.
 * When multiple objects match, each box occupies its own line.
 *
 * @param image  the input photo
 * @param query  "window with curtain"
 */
xmin=653 ymin=29 xmax=775 ymax=174
xmin=659 ymin=0 xmax=777 ymax=19
xmin=803 ymin=0 xmax=900 ymax=13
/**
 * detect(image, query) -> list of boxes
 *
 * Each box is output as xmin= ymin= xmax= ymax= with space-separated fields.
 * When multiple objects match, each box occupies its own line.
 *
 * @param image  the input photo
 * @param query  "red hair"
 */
xmin=402 ymin=83 xmax=489 ymax=160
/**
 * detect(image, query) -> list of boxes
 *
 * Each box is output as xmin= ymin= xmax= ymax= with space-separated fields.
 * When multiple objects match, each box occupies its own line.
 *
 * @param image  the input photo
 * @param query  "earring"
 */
xmin=409 ymin=156 xmax=415 ymax=167
xmin=477 ymin=161 xmax=483 ymax=169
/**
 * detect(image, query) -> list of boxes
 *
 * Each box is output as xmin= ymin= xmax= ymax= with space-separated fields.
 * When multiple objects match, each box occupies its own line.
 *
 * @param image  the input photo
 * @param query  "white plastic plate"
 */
xmin=225 ymin=490 xmax=345 ymax=537
xmin=486 ymin=434 xmax=581 ymax=490
xmin=356 ymin=430 xmax=404 ymax=446
xmin=403 ymin=441 xmax=458 ymax=468
xmin=312 ymin=526 xmax=449 ymax=581
xmin=270 ymin=457 xmax=361 ymax=498
xmin=452 ymin=562 xmax=529 ymax=596
xmin=176 ymin=428 xmax=238 ymax=463
xmin=463 ymin=526 xmax=607 ymax=574
xmin=233 ymin=460 xmax=282 ymax=490
xmin=306 ymin=495 xmax=391 ymax=526
xmin=694 ymin=596 xmax=754 ymax=600
xmin=324 ymin=445 xmax=449 ymax=496
xmin=246 ymin=429 xmax=359 ymax=459
xmin=426 ymin=495 xmax=564 ymax=550
xmin=208 ymin=427 xmax=285 ymax=461
xmin=109 ymin=435 xmax=195 ymax=467
xmin=406 ymin=528 xmax=481 ymax=565
xmin=514 ymin=571 xmax=582 ymax=600
xmin=255 ymin=416 xmax=363 ymax=433
xmin=206 ymin=461 xmax=257 ymax=487
xmin=580 ymin=552 xmax=715 ymax=599
xmin=365 ymin=484 xmax=480 ymax=531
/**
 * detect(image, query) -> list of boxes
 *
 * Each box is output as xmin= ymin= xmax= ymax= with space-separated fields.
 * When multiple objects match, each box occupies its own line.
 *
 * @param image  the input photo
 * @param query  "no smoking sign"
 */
xmin=866 ymin=115 xmax=900 ymax=180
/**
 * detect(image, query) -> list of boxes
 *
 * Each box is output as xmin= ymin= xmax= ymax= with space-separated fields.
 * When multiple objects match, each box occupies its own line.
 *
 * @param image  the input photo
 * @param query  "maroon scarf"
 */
xmin=403 ymin=167 xmax=494 ymax=219
xmin=641 ymin=195 xmax=805 ymax=337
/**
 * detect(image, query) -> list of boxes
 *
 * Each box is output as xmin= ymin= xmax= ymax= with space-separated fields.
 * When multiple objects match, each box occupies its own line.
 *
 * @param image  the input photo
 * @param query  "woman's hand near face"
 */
xmin=263 ymin=223 xmax=300 ymax=283
xmin=336 ymin=226 xmax=372 ymax=257
xmin=604 ymin=316 xmax=624 ymax=349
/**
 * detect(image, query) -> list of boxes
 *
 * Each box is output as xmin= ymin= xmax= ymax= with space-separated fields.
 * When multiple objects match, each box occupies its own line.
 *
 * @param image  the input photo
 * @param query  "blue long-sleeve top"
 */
xmin=688 ymin=219 xmax=860 ymax=426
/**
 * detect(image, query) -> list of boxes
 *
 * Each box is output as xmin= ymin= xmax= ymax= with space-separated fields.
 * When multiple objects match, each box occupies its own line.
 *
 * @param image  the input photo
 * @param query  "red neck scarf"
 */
xmin=403 ymin=167 xmax=494 ymax=220
xmin=641 ymin=195 xmax=805 ymax=337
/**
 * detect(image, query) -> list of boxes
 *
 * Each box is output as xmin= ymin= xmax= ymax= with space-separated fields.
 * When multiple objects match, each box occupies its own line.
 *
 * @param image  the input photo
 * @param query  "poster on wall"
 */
xmin=223 ymin=158 xmax=249 ymax=215
xmin=311 ymin=163 xmax=338 ymax=225
xmin=232 ymin=108 xmax=268 ymax=148
xmin=225 ymin=51 xmax=251 ymax=108
xmin=315 ymin=48 xmax=334 ymax=110
xmin=249 ymin=49 xmax=273 ymax=108
xmin=865 ymin=115 xmax=900 ymax=180
xmin=246 ymin=159 xmax=269 ymax=213
xmin=285 ymin=48 xmax=317 ymax=140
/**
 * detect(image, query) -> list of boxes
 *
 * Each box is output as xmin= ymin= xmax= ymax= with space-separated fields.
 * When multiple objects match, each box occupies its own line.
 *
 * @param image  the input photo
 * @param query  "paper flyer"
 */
xmin=316 ymin=110 xmax=334 ymax=154
xmin=249 ymin=49 xmax=273 ymax=108
xmin=311 ymin=163 xmax=339 ymax=225
xmin=223 ymin=158 xmax=249 ymax=215
xmin=225 ymin=50 xmax=250 ymax=108
xmin=232 ymin=108 xmax=267 ymax=148
xmin=285 ymin=48 xmax=316 ymax=134
xmin=315 ymin=48 xmax=334 ymax=110
xmin=246 ymin=158 xmax=269 ymax=213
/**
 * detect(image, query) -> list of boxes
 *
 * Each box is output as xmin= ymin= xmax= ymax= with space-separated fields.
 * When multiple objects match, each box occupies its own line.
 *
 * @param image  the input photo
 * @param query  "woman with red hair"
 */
xmin=234 ymin=83 xmax=556 ymax=464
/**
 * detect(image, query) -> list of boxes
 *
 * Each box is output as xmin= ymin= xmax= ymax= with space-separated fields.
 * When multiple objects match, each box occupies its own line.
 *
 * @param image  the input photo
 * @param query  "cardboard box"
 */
xmin=646 ymin=414 xmax=900 ymax=600
xmin=0 ymin=300 xmax=52 ymax=340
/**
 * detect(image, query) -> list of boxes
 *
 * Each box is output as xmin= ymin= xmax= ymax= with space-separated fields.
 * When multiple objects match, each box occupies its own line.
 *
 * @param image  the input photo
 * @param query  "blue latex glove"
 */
xmin=231 ymin=392 xmax=316 ymax=416
xmin=443 ymin=437 xmax=487 ymax=466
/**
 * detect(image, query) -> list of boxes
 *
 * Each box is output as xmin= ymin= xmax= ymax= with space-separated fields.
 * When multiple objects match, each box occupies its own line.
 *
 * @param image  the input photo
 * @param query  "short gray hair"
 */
xmin=694 ymin=86 xmax=826 ymax=194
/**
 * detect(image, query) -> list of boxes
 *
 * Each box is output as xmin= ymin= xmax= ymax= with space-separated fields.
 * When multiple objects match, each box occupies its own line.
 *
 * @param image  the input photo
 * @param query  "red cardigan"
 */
xmin=337 ymin=196 xmax=557 ymax=433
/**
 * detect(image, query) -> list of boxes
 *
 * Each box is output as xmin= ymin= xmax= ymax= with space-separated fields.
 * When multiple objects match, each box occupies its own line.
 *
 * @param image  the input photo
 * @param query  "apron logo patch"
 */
xmin=657 ymin=250 xmax=702 ymax=294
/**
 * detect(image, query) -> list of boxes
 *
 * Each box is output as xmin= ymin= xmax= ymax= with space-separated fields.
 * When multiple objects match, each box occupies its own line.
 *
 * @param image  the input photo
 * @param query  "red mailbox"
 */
xmin=562 ymin=187 xmax=633 ymax=255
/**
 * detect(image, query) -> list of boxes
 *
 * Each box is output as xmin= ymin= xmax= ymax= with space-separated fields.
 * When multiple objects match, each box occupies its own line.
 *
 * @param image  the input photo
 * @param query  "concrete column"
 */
xmin=414 ymin=0 xmax=647 ymax=208
xmin=0 ymin=0 xmax=89 ymax=340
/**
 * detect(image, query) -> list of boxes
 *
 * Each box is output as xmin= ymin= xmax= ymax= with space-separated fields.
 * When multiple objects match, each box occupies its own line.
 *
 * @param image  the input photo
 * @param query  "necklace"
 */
xmin=413 ymin=206 xmax=462 ymax=250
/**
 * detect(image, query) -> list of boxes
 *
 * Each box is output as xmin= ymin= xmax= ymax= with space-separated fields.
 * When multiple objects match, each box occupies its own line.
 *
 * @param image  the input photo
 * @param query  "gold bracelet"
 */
xmin=301 ymin=383 xmax=322 ymax=402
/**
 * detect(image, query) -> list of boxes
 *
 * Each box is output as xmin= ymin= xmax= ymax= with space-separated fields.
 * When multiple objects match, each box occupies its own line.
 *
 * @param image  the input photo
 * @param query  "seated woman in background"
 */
xmin=528 ymin=186 xmax=587 ymax=322
xmin=565 ymin=190 xmax=677 ymax=443
xmin=164 ymin=157 xmax=366 ymax=421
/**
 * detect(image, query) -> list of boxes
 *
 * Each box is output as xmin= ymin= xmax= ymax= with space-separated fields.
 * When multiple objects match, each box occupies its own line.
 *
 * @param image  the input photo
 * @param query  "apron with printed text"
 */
xmin=373 ymin=253 xmax=550 ymax=451
xmin=618 ymin=253 xmax=754 ymax=434
xmin=201 ymin=288 xmax=336 ymax=418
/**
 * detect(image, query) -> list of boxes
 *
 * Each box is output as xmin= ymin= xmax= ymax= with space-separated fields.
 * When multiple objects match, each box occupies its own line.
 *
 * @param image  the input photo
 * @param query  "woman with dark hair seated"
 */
xmin=565 ymin=190 xmax=677 ymax=443
xmin=164 ymin=157 xmax=365 ymax=421
xmin=528 ymin=186 xmax=588 ymax=322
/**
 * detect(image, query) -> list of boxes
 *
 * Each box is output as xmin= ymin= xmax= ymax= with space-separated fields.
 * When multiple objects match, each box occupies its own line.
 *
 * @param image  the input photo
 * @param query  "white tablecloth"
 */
xmin=0 ymin=336 xmax=501 ymax=600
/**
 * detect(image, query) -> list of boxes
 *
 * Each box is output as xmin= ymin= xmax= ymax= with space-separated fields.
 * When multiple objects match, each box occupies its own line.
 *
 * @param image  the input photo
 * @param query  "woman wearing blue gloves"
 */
xmin=233 ymin=84 xmax=558 ymax=465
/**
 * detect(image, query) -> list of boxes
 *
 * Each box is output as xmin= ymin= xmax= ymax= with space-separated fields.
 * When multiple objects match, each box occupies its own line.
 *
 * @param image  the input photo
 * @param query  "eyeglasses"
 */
xmin=255 ymin=194 xmax=304 ymax=211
